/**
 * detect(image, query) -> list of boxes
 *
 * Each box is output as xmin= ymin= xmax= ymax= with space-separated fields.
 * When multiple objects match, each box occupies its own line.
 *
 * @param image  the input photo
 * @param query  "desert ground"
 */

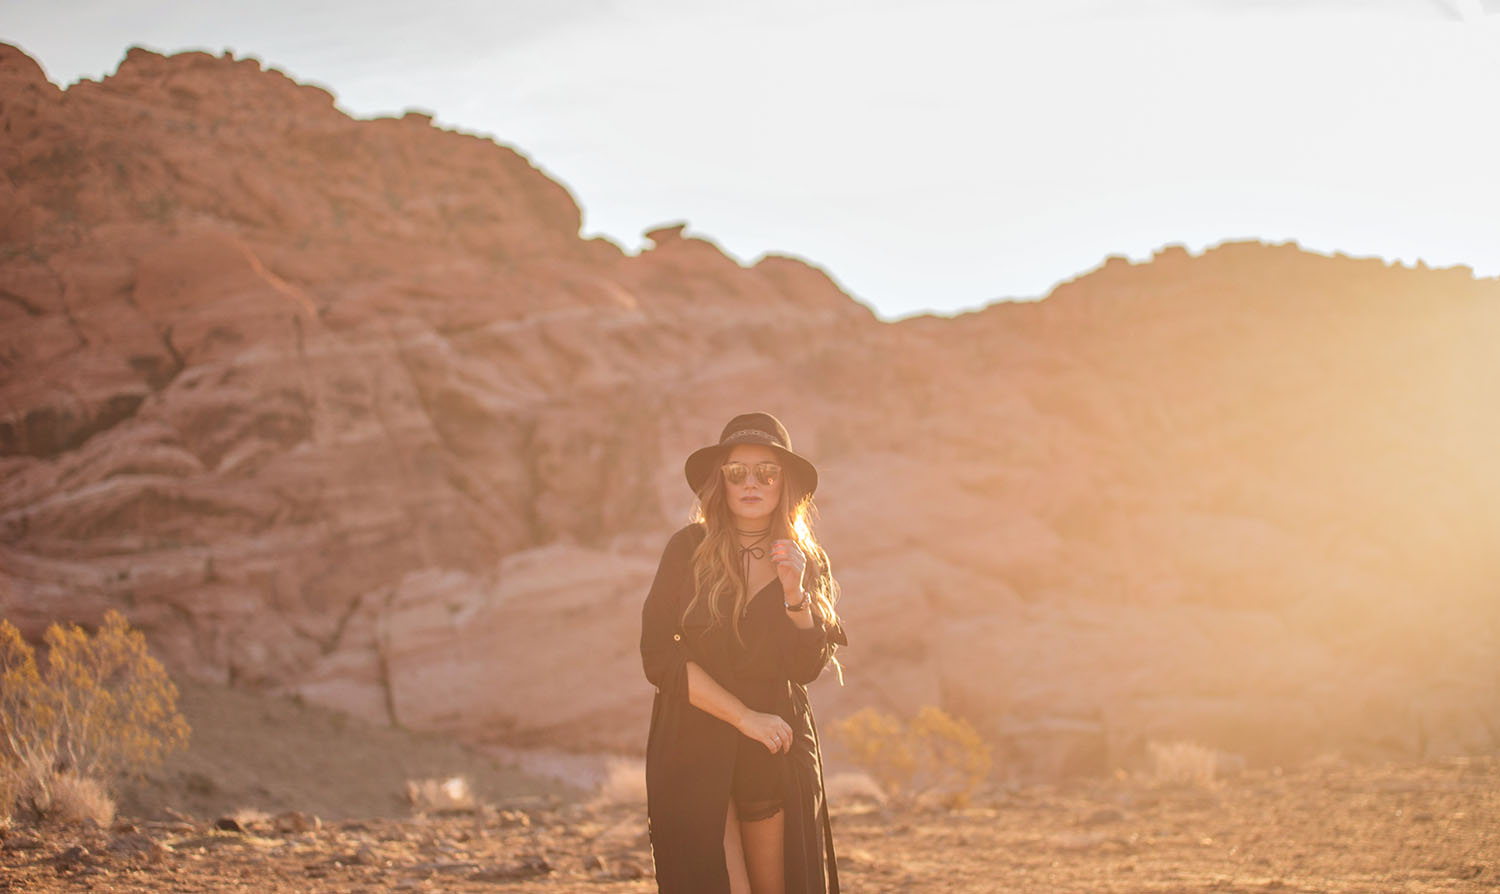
xmin=3 ymin=758 xmax=1496 ymax=893
xmin=2 ymin=682 xmax=1495 ymax=893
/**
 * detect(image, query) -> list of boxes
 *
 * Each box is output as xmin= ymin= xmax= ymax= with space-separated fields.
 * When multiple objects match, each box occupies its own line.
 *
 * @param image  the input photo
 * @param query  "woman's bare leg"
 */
xmin=740 ymin=808 xmax=785 ymax=894
xmin=724 ymin=800 xmax=751 ymax=894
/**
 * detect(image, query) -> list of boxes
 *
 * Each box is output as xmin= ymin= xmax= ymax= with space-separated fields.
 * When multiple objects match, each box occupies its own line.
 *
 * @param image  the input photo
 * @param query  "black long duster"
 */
xmin=640 ymin=523 xmax=848 ymax=894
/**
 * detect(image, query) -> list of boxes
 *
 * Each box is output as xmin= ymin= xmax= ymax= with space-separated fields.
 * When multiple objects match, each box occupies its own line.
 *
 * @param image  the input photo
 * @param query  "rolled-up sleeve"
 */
xmin=641 ymin=527 xmax=698 ymax=690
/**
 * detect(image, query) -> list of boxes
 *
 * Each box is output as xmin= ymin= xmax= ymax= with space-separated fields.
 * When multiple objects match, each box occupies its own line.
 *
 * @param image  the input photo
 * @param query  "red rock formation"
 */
xmin=2 ymin=43 xmax=1496 ymax=778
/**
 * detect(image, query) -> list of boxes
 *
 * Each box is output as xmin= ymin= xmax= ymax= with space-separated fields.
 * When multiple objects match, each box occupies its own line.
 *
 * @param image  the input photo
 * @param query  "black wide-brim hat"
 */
xmin=684 ymin=412 xmax=819 ymax=496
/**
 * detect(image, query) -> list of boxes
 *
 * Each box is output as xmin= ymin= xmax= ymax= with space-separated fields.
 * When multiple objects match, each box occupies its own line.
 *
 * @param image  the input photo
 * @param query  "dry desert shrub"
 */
xmin=832 ymin=705 xmax=992 ymax=807
xmin=909 ymin=705 xmax=992 ymax=803
xmin=1147 ymin=739 xmax=1219 ymax=788
xmin=833 ymin=707 xmax=916 ymax=798
xmin=0 ymin=611 xmax=189 ymax=824
xmin=406 ymin=775 xmax=477 ymax=813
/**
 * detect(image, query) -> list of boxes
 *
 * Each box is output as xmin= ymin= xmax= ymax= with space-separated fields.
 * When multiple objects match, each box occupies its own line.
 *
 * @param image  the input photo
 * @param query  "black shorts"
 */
xmin=731 ymin=733 xmax=785 ymax=822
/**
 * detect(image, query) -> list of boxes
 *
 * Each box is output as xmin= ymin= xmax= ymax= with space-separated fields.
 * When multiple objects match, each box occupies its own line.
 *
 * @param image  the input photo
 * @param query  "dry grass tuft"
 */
xmin=406 ymin=775 xmax=477 ymax=813
xmin=30 ymin=771 xmax=117 ymax=827
xmin=228 ymin=806 xmax=273 ymax=828
xmin=1147 ymin=739 xmax=1219 ymax=788
xmin=0 ymin=767 xmax=17 ymax=831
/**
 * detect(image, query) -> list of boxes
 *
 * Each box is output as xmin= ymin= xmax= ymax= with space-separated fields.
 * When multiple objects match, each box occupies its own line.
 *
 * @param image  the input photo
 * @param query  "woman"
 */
xmin=641 ymin=412 xmax=848 ymax=894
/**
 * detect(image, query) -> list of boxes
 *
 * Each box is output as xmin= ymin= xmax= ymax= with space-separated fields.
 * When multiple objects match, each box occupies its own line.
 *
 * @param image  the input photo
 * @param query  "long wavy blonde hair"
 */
xmin=683 ymin=448 xmax=844 ymax=683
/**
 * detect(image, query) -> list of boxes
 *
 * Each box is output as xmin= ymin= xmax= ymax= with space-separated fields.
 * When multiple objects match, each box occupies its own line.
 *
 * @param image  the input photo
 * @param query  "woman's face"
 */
xmin=722 ymin=443 xmax=784 ymax=526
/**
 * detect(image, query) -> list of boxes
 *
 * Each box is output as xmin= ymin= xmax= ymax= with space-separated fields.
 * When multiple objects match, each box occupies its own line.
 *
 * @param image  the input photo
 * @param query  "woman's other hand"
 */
xmin=771 ymin=539 xmax=806 ymax=597
xmin=739 ymin=710 xmax=794 ymax=754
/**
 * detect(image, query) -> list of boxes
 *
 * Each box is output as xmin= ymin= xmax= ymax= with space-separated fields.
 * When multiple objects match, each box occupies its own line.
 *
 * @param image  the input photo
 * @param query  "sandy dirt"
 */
xmin=4 ymin=756 xmax=1495 ymax=893
xmin=113 ymin=678 xmax=580 ymax=821
xmin=3 ymin=680 xmax=1494 ymax=891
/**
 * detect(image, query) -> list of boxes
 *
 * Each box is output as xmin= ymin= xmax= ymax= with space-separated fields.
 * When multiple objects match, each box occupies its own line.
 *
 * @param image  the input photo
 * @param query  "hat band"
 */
xmin=723 ymin=429 xmax=785 ymax=447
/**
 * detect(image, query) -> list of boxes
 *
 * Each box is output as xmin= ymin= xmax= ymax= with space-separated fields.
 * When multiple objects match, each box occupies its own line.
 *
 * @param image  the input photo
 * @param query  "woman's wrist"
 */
xmin=783 ymin=588 xmax=810 ymax=611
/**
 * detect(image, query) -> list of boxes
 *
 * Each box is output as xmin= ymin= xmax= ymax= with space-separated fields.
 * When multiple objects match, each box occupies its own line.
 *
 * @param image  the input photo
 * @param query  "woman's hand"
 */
xmin=739 ymin=710 xmax=794 ymax=754
xmin=771 ymin=539 xmax=806 ymax=598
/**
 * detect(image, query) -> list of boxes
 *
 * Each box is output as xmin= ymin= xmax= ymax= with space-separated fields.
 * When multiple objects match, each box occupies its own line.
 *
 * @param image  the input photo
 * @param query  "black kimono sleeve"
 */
xmin=780 ymin=560 xmax=849 ymax=685
xmin=640 ymin=525 xmax=701 ymax=690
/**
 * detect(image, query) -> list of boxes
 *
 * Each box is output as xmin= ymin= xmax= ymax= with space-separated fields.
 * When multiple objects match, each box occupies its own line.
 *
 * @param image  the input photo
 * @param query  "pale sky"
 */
xmin=6 ymin=0 xmax=1499 ymax=319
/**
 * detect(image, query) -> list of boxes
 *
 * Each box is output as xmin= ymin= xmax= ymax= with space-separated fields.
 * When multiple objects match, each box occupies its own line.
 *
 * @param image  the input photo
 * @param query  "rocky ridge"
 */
xmin=2 ymin=43 xmax=1497 ymax=778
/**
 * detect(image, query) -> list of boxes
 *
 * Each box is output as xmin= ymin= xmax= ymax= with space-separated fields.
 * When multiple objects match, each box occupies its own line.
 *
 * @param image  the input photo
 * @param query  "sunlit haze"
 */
xmin=4 ymin=2 xmax=1500 ymax=880
xmin=8 ymin=0 xmax=1498 ymax=318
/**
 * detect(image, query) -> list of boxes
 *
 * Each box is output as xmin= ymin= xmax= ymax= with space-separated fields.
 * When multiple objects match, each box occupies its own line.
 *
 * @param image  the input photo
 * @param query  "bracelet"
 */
xmin=784 ymin=590 xmax=811 ymax=612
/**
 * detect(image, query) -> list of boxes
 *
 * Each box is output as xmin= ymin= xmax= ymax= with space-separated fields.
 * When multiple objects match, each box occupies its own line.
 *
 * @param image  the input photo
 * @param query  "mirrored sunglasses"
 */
xmin=721 ymin=461 xmax=782 ymax=487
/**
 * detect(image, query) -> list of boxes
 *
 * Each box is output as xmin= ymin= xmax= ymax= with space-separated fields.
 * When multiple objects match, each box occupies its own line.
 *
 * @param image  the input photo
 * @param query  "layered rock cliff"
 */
xmin=3 ymin=43 xmax=1496 ymax=777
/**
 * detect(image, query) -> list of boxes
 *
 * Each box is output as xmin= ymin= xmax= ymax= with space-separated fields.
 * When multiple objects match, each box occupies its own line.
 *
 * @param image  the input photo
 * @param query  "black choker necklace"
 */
xmin=735 ymin=526 xmax=772 ymax=613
